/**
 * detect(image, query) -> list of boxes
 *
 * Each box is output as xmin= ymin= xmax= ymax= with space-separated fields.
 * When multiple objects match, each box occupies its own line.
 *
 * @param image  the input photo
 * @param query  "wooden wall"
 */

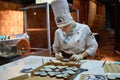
xmin=114 ymin=2 xmax=120 ymax=53
xmin=88 ymin=1 xmax=97 ymax=27
xmin=0 ymin=0 xmax=91 ymax=49
xmin=89 ymin=2 xmax=106 ymax=33
xmin=26 ymin=7 xmax=56 ymax=48
xmin=0 ymin=1 xmax=23 ymax=35
xmin=79 ymin=0 xmax=89 ymax=24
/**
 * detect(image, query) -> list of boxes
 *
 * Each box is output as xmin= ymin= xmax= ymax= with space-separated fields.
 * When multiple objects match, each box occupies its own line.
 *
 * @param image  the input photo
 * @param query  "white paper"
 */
xmin=5 ymin=61 xmax=25 ymax=79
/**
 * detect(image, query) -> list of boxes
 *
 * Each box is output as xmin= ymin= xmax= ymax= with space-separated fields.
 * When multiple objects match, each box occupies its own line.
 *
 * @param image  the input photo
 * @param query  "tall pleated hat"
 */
xmin=51 ymin=0 xmax=74 ymax=27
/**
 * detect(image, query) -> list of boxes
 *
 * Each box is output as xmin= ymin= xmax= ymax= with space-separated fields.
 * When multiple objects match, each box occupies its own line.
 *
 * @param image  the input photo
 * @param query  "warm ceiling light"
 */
xmin=34 ymin=12 xmax=36 ymax=15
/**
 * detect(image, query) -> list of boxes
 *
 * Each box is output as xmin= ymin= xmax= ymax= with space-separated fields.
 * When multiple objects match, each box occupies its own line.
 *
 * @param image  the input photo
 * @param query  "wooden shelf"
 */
xmin=27 ymin=28 xmax=47 ymax=31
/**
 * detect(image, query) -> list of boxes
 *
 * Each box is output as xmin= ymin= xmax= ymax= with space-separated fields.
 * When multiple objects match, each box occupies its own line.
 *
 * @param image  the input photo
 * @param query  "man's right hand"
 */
xmin=55 ymin=52 xmax=63 ymax=60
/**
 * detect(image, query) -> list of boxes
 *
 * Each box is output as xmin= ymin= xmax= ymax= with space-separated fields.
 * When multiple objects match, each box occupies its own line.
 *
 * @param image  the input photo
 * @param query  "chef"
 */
xmin=51 ymin=0 xmax=98 ymax=61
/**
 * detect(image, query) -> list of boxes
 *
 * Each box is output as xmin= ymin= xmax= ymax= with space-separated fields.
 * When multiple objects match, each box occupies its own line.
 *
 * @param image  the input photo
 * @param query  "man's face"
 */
xmin=60 ymin=24 xmax=71 ymax=32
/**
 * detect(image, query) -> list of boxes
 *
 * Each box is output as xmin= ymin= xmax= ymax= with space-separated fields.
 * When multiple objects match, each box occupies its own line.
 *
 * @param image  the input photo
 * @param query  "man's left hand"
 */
xmin=69 ymin=54 xmax=83 ymax=61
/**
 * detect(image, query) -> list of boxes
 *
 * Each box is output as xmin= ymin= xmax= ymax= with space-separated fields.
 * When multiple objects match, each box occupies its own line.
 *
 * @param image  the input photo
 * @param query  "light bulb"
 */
xmin=34 ymin=12 xmax=36 ymax=15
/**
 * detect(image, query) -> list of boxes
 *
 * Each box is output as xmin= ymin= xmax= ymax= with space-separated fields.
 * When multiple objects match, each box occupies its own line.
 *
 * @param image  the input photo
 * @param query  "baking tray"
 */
xmin=103 ymin=63 xmax=120 ymax=73
xmin=29 ymin=62 xmax=80 ymax=80
xmin=9 ymin=61 xmax=80 ymax=80
xmin=80 ymin=74 xmax=120 ymax=80
xmin=80 ymin=74 xmax=108 ymax=80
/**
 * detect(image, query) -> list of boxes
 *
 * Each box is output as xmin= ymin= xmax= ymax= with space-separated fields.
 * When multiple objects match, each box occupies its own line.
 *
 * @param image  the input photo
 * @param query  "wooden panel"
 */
xmin=115 ymin=2 xmax=120 ymax=53
xmin=0 ymin=1 xmax=23 ymax=35
xmin=27 ymin=28 xmax=56 ymax=49
xmin=79 ymin=0 xmax=89 ymax=23
xmin=28 ymin=30 xmax=47 ymax=48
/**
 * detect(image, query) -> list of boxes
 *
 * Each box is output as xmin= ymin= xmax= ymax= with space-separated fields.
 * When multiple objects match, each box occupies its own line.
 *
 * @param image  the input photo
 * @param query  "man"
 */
xmin=51 ymin=0 xmax=98 ymax=61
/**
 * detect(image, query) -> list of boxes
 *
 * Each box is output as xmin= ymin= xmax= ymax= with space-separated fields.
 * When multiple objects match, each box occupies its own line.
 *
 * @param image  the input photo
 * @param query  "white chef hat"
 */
xmin=51 ymin=0 xmax=74 ymax=27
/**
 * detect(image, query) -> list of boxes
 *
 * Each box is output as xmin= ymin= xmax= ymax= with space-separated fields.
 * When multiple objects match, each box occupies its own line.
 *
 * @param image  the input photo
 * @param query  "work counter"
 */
xmin=0 ymin=55 xmax=120 ymax=80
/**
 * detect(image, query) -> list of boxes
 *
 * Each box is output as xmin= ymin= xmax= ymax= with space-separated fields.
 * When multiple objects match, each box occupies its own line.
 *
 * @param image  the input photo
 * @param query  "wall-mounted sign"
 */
xmin=35 ymin=0 xmax=55 ymax=4
xmin=36 ymin=0 xmax=74 ymax=4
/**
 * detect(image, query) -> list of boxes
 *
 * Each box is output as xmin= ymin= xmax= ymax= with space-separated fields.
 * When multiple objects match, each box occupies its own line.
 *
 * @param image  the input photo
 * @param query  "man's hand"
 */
xmin=69 ymin=54 xmax=83 ymax=61
xmin=55 ymin=52 xmax=63 ymax=60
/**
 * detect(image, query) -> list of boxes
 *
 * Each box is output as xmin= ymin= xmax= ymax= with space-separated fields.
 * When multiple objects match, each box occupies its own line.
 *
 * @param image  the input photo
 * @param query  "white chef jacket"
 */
xmin=52 ymin=22 xmax=98 ymax=57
